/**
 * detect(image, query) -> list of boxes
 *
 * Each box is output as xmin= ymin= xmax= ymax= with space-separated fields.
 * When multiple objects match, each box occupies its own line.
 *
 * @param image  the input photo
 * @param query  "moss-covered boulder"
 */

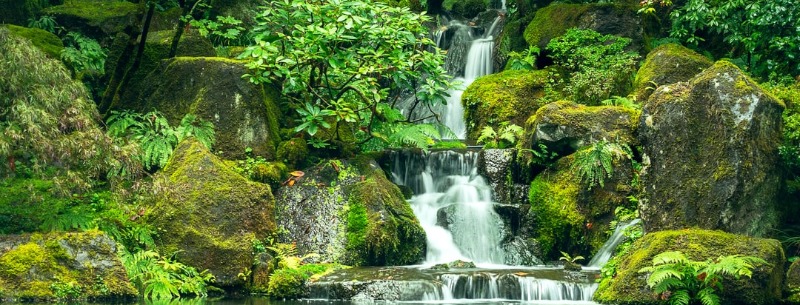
xmin=595 ymin=229 xmax=785 ymax=305
xmin=523 ymin=101 xmax=639 ymax=155
xmin=638 ymin=61 xmax=784 ymax=236
xmin=146 ymin=139 xmax=276 ymax=288
xmin=633 ymin=43 xmax=712 ymax=102
xmin=523 ymin=3 xmax=642 ymax=51
xmin=0 ymin=230 xmax=137 ymax=301
xmin=3 ymin=25 xmax=63 ymax=58
xmin=462 ymin=69 xmax=551 ymax=140
xmin=274 ymin=157 xmax=426 ymax=267
xmin=524 ymin=153 xmax=633 ymax=260
xmin=106 ymin=30 xmax=216 ymax=97
xmin=788 ymin=259 xmax=800 ymax=303
xmin=43 ymin=0 xmax=140 ymax=39
xmin=121 ymin=57 xmax=281 ymax=159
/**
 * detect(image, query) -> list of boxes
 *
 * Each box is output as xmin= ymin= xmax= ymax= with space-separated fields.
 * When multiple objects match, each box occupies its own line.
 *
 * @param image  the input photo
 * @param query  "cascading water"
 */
xmin=586 ymin=219 xmax=642 ymax=268
xmin=389 ymin=150 xmax=506 ymax=265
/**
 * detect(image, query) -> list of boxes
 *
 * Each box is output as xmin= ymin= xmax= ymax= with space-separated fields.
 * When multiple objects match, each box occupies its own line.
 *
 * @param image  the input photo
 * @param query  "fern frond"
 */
xmin=476 ymin=126 xmax=497 ymax=146
xmin=388 ymin=123 xmax=441 ymax=150
xmin=697 ymin=287 xmax=721 ymax=305
xmin=647 ymin=268 xmax=684 ymax=287
xmin=652 ymin=251 xmax=689 ymax=265
xmin=670 ymin=289 xmax=691 ymax=305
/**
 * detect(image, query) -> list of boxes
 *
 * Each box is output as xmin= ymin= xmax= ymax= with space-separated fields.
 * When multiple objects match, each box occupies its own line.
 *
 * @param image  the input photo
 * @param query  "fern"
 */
xmin=639 ymin=251 xmax=767 ymax=305
xmin=107 ymin=111 xmax=215 ymax=170
xmin=571 ymin=140 xmax=632 ymax=190
xmin=120 ymin=247 xmax=215 ymax=300
xmin=176 ymin=114 xmax=215 ymax=149
xmin=387 ymin=123 xmax=441 ymax=150
xmin=477 ymin=122 xmax=524 ymax=149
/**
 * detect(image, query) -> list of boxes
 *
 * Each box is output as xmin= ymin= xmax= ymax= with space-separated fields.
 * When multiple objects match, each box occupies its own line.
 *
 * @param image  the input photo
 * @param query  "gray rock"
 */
xmin=638 ymin=61 xmax=784 ymax=236
xmin=477 ymin=149 xmax=530 ymax=205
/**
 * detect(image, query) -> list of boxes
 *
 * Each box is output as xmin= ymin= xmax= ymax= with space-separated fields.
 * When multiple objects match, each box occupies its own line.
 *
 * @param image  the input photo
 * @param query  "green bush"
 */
xmin=267 ymin=268 xmax=306 ymax=299
xmin=547 ymin=28 xmax=638 ymax=105
xmin=669 ymin=0 xmax=799 ymax=81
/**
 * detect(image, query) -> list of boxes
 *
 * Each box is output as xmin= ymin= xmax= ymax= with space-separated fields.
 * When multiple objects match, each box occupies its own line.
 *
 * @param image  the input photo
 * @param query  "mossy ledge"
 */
xmin=3 ymin=25 xmax=64 ymax=58
xmin=462 ymin=69 xmax=551 ymax=140
xmin=0 ymin=230 xmax=137 ymax=302
xmin=595 ymin=229 xmax=784 ymax=305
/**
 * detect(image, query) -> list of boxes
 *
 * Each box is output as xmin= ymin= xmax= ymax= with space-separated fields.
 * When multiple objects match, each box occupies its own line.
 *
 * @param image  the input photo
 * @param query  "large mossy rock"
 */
xmin=274 ymin=157 xmax=426 ymax=267
xmin=523 ymin=2 xmax=642 ymax=51
xmin=106 ymin=30 xmax=216 ymax=96
xmin=121 ymin=57 xmax=281 ymax=159
xmin=0 ymin=230 xmax=137 ymax=301
xmin=523 ymin=101 xmax=639 ymax=155
xmin=462 ymin=69 xmax=550 ymax=140
xmin=43 ymin=0 xmax=140 ymax=39
xmin=3 ymin=25 xmax=63 ymax=58
xmin=633 ymin=43 xmax=712 ymax=102
xmin=595 ymin=229 xmax=785 ymax=305
xmin=146 ymin=139 xmax=276 ymax=288
xmin=524 ymin=154 xmax=633 ymax=260
xmin=788 ymin=259 xmax=800 ymax=303
xmin=638 ymin=61 xmax=784 ymax=236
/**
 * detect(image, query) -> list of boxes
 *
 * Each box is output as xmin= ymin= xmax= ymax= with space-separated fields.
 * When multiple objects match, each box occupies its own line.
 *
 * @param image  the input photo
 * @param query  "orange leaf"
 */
xmin=290 ymin=171 xmax=305 ymax=177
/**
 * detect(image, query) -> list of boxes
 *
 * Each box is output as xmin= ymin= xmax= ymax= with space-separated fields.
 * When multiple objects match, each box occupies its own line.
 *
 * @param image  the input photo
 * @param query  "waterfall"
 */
xmin=389 ymin=150 xmax=506 ymax=265
xmin=464 ymin=38 xmax=494 ymax=80
xmin=441 ymin=80 xmax=467 ymax=139
xmin=586 ymin=219 xmax=642 ymax=268
xmin=427 ymin=273 xmax=598 ymax=301
xmin=443 ymin=22 xmax=473 ymax=77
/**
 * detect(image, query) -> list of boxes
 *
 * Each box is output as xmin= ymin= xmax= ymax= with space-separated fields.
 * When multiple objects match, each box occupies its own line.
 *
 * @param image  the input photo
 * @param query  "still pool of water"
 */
xmin=12 ymin=297 xmax=600 ymax=305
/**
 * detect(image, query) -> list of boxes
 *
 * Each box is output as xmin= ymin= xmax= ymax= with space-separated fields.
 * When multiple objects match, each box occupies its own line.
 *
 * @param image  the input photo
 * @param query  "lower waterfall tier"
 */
xmin=308 ymin=267 xmax=599 ymax=303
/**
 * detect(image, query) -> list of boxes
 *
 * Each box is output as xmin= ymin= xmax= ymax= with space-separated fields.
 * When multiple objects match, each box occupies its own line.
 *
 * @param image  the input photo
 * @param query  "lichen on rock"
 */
xmin=595 ymin=229 xmax=785 ymax=305
xmin=637 ymin=61 xmax=784 ymax=236
xmin=145 ymin=138 xmax=276 ymax=288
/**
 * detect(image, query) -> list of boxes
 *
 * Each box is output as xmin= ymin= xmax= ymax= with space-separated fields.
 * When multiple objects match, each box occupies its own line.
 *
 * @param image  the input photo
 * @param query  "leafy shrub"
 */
xmin=60 ymin=32 xmax=106 ymax=76
xmin=571 ymin=140 xmax=632 ymax=190
xmin=638 ymin=251 xmax=766 ymax=305
xmin=241 ymin=0 xmax=453 ymax=151
xmin=0 ymin=27 xmax=140 ymax=194
xmin=27 ymin=15 xmax=57 ymax=33
xmin=669 ymin=0 xmax=799 ymax=81
xmin=506 ymin=46 xmax=540 ymax=71
xmin=106 ymin=111 xmax=215 ymax=170
xmin=547 ymin=29 xmax=639 ymax=105
xmin=452 ymin=0 xmax=486 ymax=18
xmin=189 ymin=15 xmax=247 ymax=46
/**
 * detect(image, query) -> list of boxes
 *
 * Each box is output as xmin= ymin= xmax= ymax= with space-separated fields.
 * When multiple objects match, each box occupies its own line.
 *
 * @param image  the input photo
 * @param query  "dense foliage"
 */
xmin=120 ymin=248 xmax=215 ymax=300
xmin=571 ymin=140 xmax=632 ymax=190
xmin=669 ymin=0 xmax=799 ymax=81
xmin=639 ymin=251 xmax=766 ymax=305
xmin=0 ymin=27 xmax=139 ymax=195
xmin=241 ymin=0 xmax=454 ymax=151
xmin=547 ymin=29 xmax=638 ymax=105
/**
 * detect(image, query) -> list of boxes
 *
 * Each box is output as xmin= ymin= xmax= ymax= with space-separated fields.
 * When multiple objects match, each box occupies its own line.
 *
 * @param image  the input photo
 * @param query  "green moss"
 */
xmin=149 ymin=139 xmax=276 ymax=288
xmin=266 ymin=267 xmax=306 ymax=299
xmin=0 ymin=243 xmax=50 ymax=277
xmin=252 ymin=161 xmax=287 ymax=188
xmin=343 ymin=158 xmax=426 ymax=266
xmin=633 ymin=43 xmax=712 ymax=102
xmin=523 ymin=3 xmax=592 ymax=48
xmin=0 ymin=178 xmax=69 ymax=234
xmin=43 ymin=0 xmax=139 ymax=32
xmin=0 ymin=231 xmax=136 ymax=301
xmin=463 ymin=69 xmax=551 ymax=140
xmin=528 ymin=156 xmax=583 ymax=259
xmin=595 ymin=229 xmax=784 ymax=305
xmin=277 ymin=138 xmax=309 ymax=168
xmin=4 ymin=25 xmax=64 ymax=58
